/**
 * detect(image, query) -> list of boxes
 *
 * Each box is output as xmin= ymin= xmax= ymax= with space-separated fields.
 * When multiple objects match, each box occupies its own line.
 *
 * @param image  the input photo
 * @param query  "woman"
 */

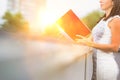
xmin=76 ymin=0 xmax=120 ymax=80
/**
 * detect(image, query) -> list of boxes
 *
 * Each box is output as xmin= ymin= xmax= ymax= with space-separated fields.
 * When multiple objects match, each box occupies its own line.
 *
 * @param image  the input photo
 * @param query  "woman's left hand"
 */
xmin=75 ymin=35 xmax=94 ymax=47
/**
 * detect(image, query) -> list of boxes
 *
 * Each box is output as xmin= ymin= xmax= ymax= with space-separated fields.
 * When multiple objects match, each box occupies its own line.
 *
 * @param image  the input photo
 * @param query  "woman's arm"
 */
xmin=77 ymin=17 xmax=120 ymax=52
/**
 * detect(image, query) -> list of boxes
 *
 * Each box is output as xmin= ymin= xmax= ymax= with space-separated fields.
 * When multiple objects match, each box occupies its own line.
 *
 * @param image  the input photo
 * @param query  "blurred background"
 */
xmin=0 ymin=0 xmax=104 ymax=35
xmin=0 ymin=0 xmax=104 ymax=80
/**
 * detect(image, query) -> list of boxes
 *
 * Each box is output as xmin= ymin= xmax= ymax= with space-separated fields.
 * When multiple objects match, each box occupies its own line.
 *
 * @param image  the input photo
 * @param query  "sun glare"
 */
xmin=38 ymin=10 xmax=58 ymax=32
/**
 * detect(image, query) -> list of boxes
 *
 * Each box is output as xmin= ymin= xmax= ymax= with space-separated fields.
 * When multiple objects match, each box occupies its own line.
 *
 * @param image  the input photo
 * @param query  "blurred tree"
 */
xmin=1 ymin=11 xmax=29 ymax=34
xmin=82 ymin=10 xmax=104 ymax=30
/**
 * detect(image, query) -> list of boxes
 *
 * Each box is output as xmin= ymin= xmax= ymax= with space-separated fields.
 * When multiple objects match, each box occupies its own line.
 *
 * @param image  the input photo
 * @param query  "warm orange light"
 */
xmin=56 ymin=9 xmax=91 ymax=40
xmin=29 ymin=9 xmax=60 ymax=36
xmin=38 ymin=10 xmax=58 ymax=32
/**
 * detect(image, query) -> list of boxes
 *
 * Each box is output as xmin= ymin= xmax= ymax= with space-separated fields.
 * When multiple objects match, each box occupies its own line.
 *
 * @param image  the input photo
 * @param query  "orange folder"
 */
xmin=56 ymin=9 xmax=91 ymax=41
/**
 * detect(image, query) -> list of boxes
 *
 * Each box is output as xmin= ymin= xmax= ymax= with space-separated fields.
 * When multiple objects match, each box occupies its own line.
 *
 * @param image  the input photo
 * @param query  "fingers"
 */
xmin=75 ymin=39 xmax=87 ymax=46
xmin=76 ymin=35 xmax=87 ymax=39
xmin=75 ymin=39 xmax=86 ymax=43
xmin=75 ymin=35 xmax=87 ymax=43
xmin=75 ymin=34 xmax=93 ymax=47
xmin=75 ymin=39 xmax=82 ymax=43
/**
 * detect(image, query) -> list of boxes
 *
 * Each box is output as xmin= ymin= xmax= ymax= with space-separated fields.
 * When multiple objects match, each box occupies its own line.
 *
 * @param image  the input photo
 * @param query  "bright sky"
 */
xmin=46 ymin=0 xmax=100 ymax=18
xmin=37 ymin=0 xmax=101 ymax=32
xmin=0 ymin=0 xmax=100 ymax=18
xmin=0 ymin=0 xmax=101 ymax=30
xmin=0 ymin=0 xmax=7 ymax=17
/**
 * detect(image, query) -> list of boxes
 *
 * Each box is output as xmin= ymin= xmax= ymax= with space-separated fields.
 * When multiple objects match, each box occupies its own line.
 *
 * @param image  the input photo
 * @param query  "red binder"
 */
xmin=56 ymin=9 xmax=91 ymax=41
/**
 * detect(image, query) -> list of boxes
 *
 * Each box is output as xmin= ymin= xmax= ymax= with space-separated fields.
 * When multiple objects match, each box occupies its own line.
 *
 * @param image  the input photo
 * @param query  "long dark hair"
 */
xmin=104 ymin=0 xmax=120 ymax=20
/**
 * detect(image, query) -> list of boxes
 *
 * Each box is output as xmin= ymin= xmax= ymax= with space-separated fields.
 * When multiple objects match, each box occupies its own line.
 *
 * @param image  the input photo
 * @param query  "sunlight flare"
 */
xmin=38 ymin=9 xmax=59 ymax=32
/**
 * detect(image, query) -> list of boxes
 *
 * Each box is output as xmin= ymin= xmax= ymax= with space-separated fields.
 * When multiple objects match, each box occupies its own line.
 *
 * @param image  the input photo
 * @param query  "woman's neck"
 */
xmin=105 ymin=7 xmax=113 ymax=18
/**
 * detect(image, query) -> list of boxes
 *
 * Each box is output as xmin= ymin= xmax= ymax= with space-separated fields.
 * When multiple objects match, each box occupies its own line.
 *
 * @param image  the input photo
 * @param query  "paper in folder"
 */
xmin=56 ymin=9 xmax=91 ymax=41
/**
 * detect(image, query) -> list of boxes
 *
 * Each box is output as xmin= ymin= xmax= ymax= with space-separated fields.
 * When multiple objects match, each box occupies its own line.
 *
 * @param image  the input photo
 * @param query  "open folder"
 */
xmin=56 ymin=9 xmax=91 ymax=41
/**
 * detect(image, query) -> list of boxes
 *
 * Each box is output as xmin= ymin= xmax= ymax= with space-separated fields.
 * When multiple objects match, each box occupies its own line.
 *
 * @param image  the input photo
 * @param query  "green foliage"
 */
xmin=1 ymin=11 xmax=29 ymax=33
xmin=82 ymin=10 xmax=104 ymax=30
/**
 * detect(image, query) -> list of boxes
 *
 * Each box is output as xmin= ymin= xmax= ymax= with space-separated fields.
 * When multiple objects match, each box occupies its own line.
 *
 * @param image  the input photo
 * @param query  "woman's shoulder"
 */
xmin=113 ymin=15 xmax=120 ymax=18
xmin=109 ymin=15 xmax=120 ymax=23
xmin=105 ymin=15 xmax=120 ymax=25
xmin=108 ymin=15 xmax=120 ymax=29
xmin=108 ymin=15 xmax=120 ymax=22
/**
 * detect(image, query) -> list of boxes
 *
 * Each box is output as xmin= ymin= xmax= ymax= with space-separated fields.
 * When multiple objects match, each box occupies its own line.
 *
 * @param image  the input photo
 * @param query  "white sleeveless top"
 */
xmin=92 ymin=15 xmax=120 ymax=80
xmin=92 ymin=15 xmax=120 ymax=54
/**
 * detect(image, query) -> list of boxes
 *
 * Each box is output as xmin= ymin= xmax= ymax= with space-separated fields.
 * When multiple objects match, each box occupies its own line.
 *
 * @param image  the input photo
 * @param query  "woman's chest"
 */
xmin=92 ymin=21 xmax=111 ymax=42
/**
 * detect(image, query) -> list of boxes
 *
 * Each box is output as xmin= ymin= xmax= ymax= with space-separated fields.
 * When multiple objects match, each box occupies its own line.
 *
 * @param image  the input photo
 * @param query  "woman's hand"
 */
xmin=75 ymin=35 xmax=94 ymax=47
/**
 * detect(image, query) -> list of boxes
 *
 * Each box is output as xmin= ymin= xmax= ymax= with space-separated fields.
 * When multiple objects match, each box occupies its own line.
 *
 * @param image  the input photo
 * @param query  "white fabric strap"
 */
xmin=107 ymin=15 xmax=120 ymax=23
